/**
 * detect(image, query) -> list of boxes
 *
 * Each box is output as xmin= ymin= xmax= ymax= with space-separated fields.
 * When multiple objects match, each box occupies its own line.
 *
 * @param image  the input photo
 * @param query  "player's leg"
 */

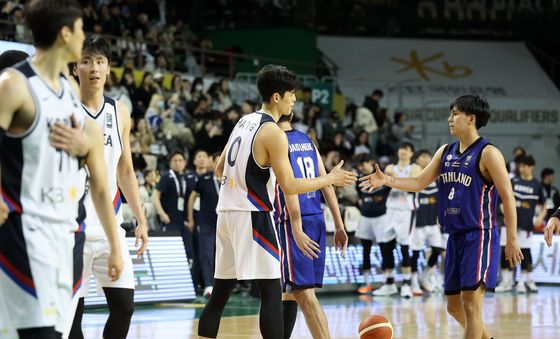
xmin=519 ymin=230 xmax=536 ymax=293
xmin=198 ymin=225 xmax=217 ymax=297
xmin=198 ymin=213 xmax=237 ymax=338
xmin=293 ymin=288 xmax=329 ymax=339
xmin=63 ymin=231 xmax=86 ymax=339
xmin=356 ymin=216 xmax=375 ymax=293
xmin=254 ymin=279 xmax=284 ymax=339
xmin=282 ymin=293 xmax=298 ymax=339
xmin=372 ymin=212 xmax=397 ymax=296
xmin=461 ymin=286 xmax=492 ymax=339
xmin=496 ymin=226 xmax=513 ymax=292
xmin=410 ymin=226 xmax=426 ymax=295
xmin=69 ymin=235 xmax=95 ymax=339
xmin=395 ymin=210 xmax=415 ymax=298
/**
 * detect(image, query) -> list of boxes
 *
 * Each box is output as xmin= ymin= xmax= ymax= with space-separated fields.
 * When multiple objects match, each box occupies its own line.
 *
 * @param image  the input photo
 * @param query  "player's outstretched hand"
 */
xmin=329 ymin=160 xmax=357 ymax=187
xmin=359 ymin=164 xmax=387 ymax=192
xmin=334 ymin=228 xmax=348 ymax=258
xmin=293 ymin=229 xmax=320 ymax=260
xmin=49 ymin=114 xmax=89 ymax=157
xmin=108 ymin=249 xmax=124 ymax=282
xmin=135 ymin=222 xmax=149 ymax=258
xmin=504 ymin=239 xmax=523 ymax=268
xmin=544 ymin=217 xmax=560 ymax=247
xmin=0 ymin=200 xmax=8 ymax=225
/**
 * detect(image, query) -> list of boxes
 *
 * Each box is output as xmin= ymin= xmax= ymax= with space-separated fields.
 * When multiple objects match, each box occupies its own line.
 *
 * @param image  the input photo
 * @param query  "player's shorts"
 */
xmin=0 ymin=214 xmax=74 ymax=332
xmin=278 ymin=213 xmax=326 ymax=291
xmin=499 ymin=226 xmax=533 ymax=249
xmin=411 ymin=225 xmax=443 ymax=251
xmin=444 ymin=227 xmax=499 ymax=295
xmin=373 ymin=208 xmax=415 ymax=245
xmin=215 ymin=211 xmax=280 ymax=280
xmin=78 ymin=228 xmax=135 ymax=298
xmin=355 ymin=215 xmax=384 ymax=242
xmin=441 ymin=231 xmax=449 ymax=249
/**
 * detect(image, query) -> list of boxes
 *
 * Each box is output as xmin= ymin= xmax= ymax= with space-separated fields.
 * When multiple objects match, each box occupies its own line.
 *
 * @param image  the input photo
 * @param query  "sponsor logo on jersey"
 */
xmin=106 ymin=112 xmax=113 ymax=128
xmin=440 ymin=171 xmax=472 ymax=186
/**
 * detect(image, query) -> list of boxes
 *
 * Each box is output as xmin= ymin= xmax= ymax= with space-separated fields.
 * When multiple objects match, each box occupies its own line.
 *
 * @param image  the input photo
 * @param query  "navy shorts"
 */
xmin=278 ymin=213 xmax=326 ymax=291
xmin=444 ymin=227 xmax=499 ymax=295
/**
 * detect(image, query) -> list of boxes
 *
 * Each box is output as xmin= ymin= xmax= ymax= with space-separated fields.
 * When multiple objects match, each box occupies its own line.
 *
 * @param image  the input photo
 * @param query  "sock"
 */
xmin=500 ymin=269 xmax=510 ymax=284
xmin=364 ymin=271 xmax=371 ymax=285
xmin=522 ymin=271 xmax=530 ymax=282
xmin=385 ymin=271 xmax=394 ymax=285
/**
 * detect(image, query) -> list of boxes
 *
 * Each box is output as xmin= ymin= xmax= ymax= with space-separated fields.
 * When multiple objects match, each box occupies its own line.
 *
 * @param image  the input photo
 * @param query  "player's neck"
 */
xmin=80 ymin=89 xmax=105 ymax=113
xmin=457 ymin=130 xmax=480 ymax=152
xmin=31 ymin=49 xmax=67 ymax=89
xmin=397 ymin=159 xmax=411 ymax=168
xmin=196 ymin=166 xmax=207 ymax=175
xmin=259 ymin=103 xmax=281 ymax=122
xmin=521 ymin=173 xmax=533 ymax=181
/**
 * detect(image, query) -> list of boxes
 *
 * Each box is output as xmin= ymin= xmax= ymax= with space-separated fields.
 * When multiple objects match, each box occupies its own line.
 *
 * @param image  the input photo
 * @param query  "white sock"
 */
xmin=501 ymin=269 xmax=511 ymax=283
xmin=364 ymin=271 xmax=371 ymax=284
xmin=403 ymin=273 xmax=412 ymax=281
xmin=523 ymin=271 xmax=531 ymax=282
xmin=521 ymin=271 xmax=528 ymax=283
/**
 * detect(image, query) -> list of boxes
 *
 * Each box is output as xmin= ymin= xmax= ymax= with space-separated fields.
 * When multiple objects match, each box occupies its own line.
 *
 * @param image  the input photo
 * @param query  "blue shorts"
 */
xmin=444 ymin=227 xmax=499 ymax=295
xmin=277 ymin=213 xmax=326 ymax=291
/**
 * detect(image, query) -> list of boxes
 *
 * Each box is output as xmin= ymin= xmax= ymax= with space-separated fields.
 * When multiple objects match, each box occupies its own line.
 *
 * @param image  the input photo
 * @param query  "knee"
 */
xmin=461 ymin=299 xmax=480 ymax=317
xmin=293 ymin=290 xmax=316 ymax=310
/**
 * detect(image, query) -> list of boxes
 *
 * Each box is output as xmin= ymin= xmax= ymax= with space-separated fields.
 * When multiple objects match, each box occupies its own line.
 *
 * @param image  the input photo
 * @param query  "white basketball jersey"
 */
xmin=216 ymin=112 xmax=277 ymax=212
xmin=0 ymin=60 xmax=84 ymax=226
xmin=81 ymin=96 xmax=123 ymax=239
xmin=386 ymin=163 xmax=417 ymax=210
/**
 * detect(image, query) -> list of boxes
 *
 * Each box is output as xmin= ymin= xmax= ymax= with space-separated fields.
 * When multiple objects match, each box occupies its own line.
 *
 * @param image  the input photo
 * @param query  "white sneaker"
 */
xmin=411 ymin=276 xmax=423 ymax=296
xmin=526 ymin=280 xmax=538 ymax=293
xmin=420 ymin=270 xmax=435 ymax=292
xmin=495 ymin=280 xmax=513 ymax=293
xmin=204 ymin=286 xmax=213 ymax=298
xmin=400 ymin=284 xmax=413 ymax=298
xmin=516 ymin=281 xmax=527 ymax=294
xmin=373 ymin=284 xmax=398 ymax=296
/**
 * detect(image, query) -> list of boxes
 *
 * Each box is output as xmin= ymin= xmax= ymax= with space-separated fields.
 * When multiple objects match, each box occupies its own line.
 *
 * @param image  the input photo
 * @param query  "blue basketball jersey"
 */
xmin=275 ymin=129 xmax=322 ymax=218
xmin=437 ymin=138 xmax=498 ymax=234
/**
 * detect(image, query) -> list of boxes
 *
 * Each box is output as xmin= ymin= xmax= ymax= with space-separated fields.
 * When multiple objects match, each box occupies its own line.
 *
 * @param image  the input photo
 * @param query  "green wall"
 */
xmin=201 ymin=28 xmax=318 ymax=76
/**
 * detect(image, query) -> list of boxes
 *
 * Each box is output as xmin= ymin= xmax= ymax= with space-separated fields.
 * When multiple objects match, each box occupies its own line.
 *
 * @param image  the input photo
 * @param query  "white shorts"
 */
xmin=499 ymin=227 xmax=533 ymax=249
xmin=355 ymin=215 xmax=384 ymax=242
xmin=411 ymin=225 xmax=443 ymax=251
xmin=441 ymin=232 xmax=449 ymax=249
xmin=373 ymin=208 xmax=415 ymax=245
xmin=0 ymin=214 xmax=74 ymax=333
xmin=78 ymin=229 xmax=134 ymax=298
xmin=215 ymin=211 xmax=280 ymax=280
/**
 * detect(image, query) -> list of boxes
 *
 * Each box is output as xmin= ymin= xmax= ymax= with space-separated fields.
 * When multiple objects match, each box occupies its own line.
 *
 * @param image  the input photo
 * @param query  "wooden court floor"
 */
xmin=82 ymin=286 xmax=560 ymax=338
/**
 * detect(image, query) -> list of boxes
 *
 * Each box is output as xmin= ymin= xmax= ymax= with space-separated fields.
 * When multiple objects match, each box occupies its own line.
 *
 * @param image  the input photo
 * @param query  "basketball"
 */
xmin=358 ymin=315 xmax=394 ymax=339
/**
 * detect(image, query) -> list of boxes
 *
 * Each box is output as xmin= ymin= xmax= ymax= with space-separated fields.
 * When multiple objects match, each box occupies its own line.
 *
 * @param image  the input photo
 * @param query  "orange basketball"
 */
xmin=358 ymin=314 xmax=393 ymax=339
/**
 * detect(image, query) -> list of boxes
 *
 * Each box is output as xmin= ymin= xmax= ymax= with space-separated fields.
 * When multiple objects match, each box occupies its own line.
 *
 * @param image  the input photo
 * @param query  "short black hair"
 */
xmin=450 ymin=95 xmax=490 ymax=129
xmin=0 ymin=50 xmax=28 ymax=71
xmin=398 ymin=141 xmax=415 ymax=153
xmin=82 ymin=35 xmax=111 ymax=63
xmin=193 ymin=149 xmax=208 ymax=159
xmin=168 ymin=150 xmax=185 ymax=162
xmin=518 ymin=155 xmax=535 ymax=166
xmin=355 ymin=152 xmax=373 ymax=165
xmin=25 ymin=0 xmax=83 ymax=48
xmin=394 ymin=112 xmax=404 ymax=124
xmin=256 ymin=64 xmax=298 ymax=103
xmin=414 ymin=149 xmax=431 ymax=160
xmin=541 ymin=167 xmax=554 ymax=180
xmin=372 ymin=89 xmax=383 ymax=97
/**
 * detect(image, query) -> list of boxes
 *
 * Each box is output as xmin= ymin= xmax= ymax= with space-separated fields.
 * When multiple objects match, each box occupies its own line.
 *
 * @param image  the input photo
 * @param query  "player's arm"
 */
xmin=545 ymin=207 xmax=560 ymax=247
xmin=83 ymin=120 xmax=123 ymax=280
xmin=260 ymin=124 xmax=356 ymax=194
xmin=411 ymin=163 xmax=423 ymax=177
xmin=481 ymin=145 xmax=523 ymax=266
xmin=0 ymin=70 xmax=26 ymax=225
xmin=215 ymin=148 xmax=226 ymax=178
xmin=151 ymin=189 xmax=170 ymax=224
xmin=115 ymin=102 xmax=148 ymax=257
xmin=360 ymin=145 xmax=447 ymax=192
xmin=317 ymin=148 xmax=347 ymax=256
xmin=283 ymin=192 xmax=320 ymax=259
xmin=187 ymin=190 xmax=199 ymax=232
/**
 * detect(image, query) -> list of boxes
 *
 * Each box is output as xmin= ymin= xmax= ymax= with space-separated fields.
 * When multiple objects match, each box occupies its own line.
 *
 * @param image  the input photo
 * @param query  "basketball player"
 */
xmin=67 ymin=35 xmax=149 ymax=339
xmin=496 ymin=155 xmax=545 ymax=293
xmin=0 ymin=1 xmax=123 ymax=337
xmin=360 ymin=95 xmax=523 ymax=339
xmin=354 ymin=154 xmax=389 ymax=294
xmin=373 ymin=142 xmax=421 ymax=298
xmin=197 ymin=64 xmax=356 ymax=339
xmin=410 ymin=149 xmax=444 ymax=294
xmin=275 ymin=112 xmax=348 ymax=339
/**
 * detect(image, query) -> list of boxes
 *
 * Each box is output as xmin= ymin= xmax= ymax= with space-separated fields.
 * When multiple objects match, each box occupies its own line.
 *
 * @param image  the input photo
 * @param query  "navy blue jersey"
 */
xmin=437 ymin=138 xmax=498 ymax=234
xmin=416 ymin=181 xmax=438 ymax=227
xmin=194 ymin=171 xmax=220 ymax=228
xmin=356 ymin=172 xmax=389 ymax=218
xmin=512 ymin=177 xmax=546 ymax=231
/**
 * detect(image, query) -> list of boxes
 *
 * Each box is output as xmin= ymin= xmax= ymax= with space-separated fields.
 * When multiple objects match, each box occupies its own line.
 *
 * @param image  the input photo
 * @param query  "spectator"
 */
xmin=145 ymin=93 xmax=166 ymax=132
xmin=354 ymin=106 xmax=378 ymax=155
xmin=321 ymin=110 xmax=344 ymax=145
xmin=190 ymin=77 xmax=205 ymax=101
xmin=139 ymin=169 xmax=158 ymax=230
xmin=130 ymin=118 xmax=157 ymax=171
xmin=216 ymin=79 xmax=233 ymax=112
xmin=363 ymin=88 xmax=383 ymax=118
xmin=507 ymin=146 xmax=526 ymax=178
xmin=134 ymin=71 xmax=157 ymax=111
xmin=354 ymin=130 xmax=371 ymax=155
